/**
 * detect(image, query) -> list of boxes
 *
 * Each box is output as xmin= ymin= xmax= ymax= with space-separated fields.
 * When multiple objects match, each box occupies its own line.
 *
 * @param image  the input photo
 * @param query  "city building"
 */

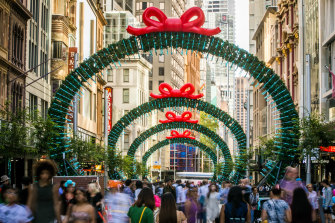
xmin=318 ymin=0 xmax=335 ymax=182
xmin=51 ymin=0 xmax=107 ymax=148
xmin=252 ymin=6 xmax=279 ymax=183
xmin=0 ymin=0 xmax=32 ymax=183
xmin=104 ymin=11 xmax=152 ymax=158
xmin=135 ymin=0 xmax=187 ymax=174
xmin=249 ymin=0 xmax=278 ymax=55
xmin=26 ymin=0 xmax=52 ymax=120
xmin=319 ymin=0 xmax=335 ymax=122
xmin=0 ymin=0 xmax=31 ymax=111
xmin=235 ymin=77 xmax=249 ymax=131
xmin=75 ymin=0 xmax=107 ymax=144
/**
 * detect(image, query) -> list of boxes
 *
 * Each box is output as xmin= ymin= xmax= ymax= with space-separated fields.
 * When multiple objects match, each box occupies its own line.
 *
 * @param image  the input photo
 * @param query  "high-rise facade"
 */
xmin=235 ymin=77 xmax=249 ymax=131
xmin=26 ymin=0 xmax=51 ymax=120
xmin=104 ymin=11 xmax=152 ymax=158
xmin=0 ymin=0 xmax=31 ymax=111
xmin=202 ymin=0 xmax=236 ymax=156
xmin=319 ymin=0 xmax=335 ymax=122
xmin=135 ymin=0 xmax=187 ymax=174
xmin=51 ymin=0 xmax=107 ymax=148
xmin=249 ymin=0 xmax=277 ymax=55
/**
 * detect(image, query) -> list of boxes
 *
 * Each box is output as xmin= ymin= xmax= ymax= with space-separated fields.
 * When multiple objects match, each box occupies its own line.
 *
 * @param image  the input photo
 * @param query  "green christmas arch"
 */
xmin=142 ymin=138 xmax=218 ymax=166
xmin=48 ymin=32 xmax=299 ymax=184
xmin=127 ymin=122 xmax=233 ymax=180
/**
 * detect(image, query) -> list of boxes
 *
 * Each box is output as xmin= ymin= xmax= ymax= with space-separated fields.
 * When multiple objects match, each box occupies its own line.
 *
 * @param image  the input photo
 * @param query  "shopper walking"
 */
xmin=128 ymin=187 xmax=155 ymax=223
xmin=185 ymin=187 xmax=199 ymax=223
xmin=249 ymin=187 xmax=259 ymax=223
xmin=27 ymin=159 xmax=61 ymax=223
xmin=64 ymin=188 xmax=96 ymax=223
xmin=156 ymin=192 xmax=187 ymax=223
xmin=163 ymin=179 xmax=176 ymax=200
xmin=105 ymin=180 xmax=131 ymax=223
xmin=307 ymin=184 xmax=319 ymax=210
xmin=0 ymin=187 xmax=33 ymax=223
xmin=321 ymin=179 xmax=334 ymax=223
xmin=60 ymin=180 xmax=76 ymax=219
xmin=206 ymin=183 xmax=220 ymax=223
xmin=219 ymin=186 xmax=250 ymax=223
xmin=87 ymin=182 xmax=103 ymax=223
xmin=291 ymin=187 xmax=315 ymax=223
xmin=261 ymin=186 xmax=291 ymax=223
xmin=135 ymin=180 xmax=143 ymax=201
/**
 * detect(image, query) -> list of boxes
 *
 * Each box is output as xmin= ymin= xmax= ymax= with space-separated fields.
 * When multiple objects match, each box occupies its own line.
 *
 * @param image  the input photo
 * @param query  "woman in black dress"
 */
xmin=87 ymin=182 xmax=103 ymax=223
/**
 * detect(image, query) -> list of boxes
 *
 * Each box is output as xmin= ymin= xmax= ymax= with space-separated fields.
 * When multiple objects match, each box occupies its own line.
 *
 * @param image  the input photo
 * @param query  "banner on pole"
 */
xmin=105 ymin=87 xmax=113 ymax=133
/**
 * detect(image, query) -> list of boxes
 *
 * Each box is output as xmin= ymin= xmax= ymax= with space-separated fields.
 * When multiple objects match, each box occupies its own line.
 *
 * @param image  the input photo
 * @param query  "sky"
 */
xmin=235 ymin=0 xmax=249 ymax=51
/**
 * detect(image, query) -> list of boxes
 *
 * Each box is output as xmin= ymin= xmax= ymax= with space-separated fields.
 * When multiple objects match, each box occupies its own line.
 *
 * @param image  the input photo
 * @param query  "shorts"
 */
xmin=324 ymin=207 xmax=332 ymax=214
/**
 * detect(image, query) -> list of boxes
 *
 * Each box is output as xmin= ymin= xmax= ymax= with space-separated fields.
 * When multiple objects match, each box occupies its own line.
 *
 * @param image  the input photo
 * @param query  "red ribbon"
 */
xmin=127 ymin=7 xmax=221 ymax=36
xmin=166 ymin=130 xmax=195 ymax=140
xmin=150 ymin=83 xmax=204 ymax=99
xmin=159 ymin=111 xmax=198 ymax=124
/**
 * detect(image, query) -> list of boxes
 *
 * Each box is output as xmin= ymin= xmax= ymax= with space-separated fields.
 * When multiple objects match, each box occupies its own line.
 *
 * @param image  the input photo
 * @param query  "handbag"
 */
xmin=139 ymin=207 xmax=147 ymax=223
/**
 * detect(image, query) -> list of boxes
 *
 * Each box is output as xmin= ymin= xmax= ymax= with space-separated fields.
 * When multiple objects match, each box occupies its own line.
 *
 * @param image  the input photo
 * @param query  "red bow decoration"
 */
xmin=159 ymin=111 xmax=198 ymax=124
xmin=166 ymin=130 xmax=195 ymax=140
xmin=127 ymin=7 xmax=221 ymax=36
xmin=150 ymin=83 xmax=204 ymax=99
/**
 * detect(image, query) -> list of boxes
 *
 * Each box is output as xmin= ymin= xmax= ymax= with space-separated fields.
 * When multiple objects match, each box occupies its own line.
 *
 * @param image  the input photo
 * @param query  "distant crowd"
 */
xmin=0 ymin=161 xmax=333 ymax=223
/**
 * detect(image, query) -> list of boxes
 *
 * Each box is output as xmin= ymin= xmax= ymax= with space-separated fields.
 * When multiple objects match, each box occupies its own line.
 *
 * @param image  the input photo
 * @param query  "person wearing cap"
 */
xmin=0 ymin=175 xmax=10 ymax=204
xmin=105 ymin=180 xmax=131 ymax=223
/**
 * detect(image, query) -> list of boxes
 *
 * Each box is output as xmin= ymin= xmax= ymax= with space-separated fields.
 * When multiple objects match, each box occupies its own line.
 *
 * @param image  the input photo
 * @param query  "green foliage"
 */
xmin=31 ymin=114 xmax=59 ymax=156
xmin=0 ymin=102 xmax=58 ymax=158
xmin=255 ymin=136 xmax=279 ymax=161
xmin=117 ymin=155 xmax=147 ymax=179
xmin=199 ymin=112 xmax=218 ymax=150
xmin=0 ymin=103 xmax=31 ymax=157
xmin=67 ymin=136 xmax=106 ymax=163
xmin=299 ymin=112 xmax=335 ymax=158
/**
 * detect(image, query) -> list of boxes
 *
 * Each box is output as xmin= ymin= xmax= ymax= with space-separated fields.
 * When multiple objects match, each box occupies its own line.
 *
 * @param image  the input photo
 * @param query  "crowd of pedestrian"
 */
xmin=0 ymin=162 xmax=335 ymax=223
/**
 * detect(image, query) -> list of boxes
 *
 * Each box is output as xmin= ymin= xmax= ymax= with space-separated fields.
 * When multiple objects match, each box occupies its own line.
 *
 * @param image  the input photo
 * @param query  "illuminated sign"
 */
xmin=106 ymin=87 xmax=113 ymax=133
xmin=320 ymin=146 xmax=335 ymax=153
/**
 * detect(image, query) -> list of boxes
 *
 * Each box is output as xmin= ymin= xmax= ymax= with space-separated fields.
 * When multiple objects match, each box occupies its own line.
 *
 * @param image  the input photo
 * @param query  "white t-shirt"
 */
xmin=0 ymin=204 xmax=33 ymax=223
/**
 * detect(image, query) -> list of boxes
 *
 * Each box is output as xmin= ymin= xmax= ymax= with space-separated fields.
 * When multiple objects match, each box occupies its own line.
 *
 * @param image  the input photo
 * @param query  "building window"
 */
xmin=149 ymin=80 xmax=153 ymax=90
xmin=142 ymin=2 xmax=147 ymax=9
xmin=29 ymin=93 xmax=38 ymax=119
xmin=93 ymin=93 xmax=96 ymax=121
xmin=41 ymin=99 xmax=48 ymax=119
xmin=159 ymin=54 xmax=164 ymax=63
xmin=12 ymin=25 xmax=24 ymax=68
xmin=160 ymin=2 xmax=165 ymax=9
xmin=124 ymin=133 xmax=129 ymax=150
xmin=123 ymin=69 xmax=129 ymax=82
xmin=83 ymin=87 xmax=92 ymax=120
xmin=52 ymin=41 xmax=66 ymax=59
xmin=123 ymin=88 xmax=129 ymax=103
xmin=107 ymin=69 xmax=113 ymax=82
xmin=124 ymin=110 xmax=129 ymax=115
xmin=159 ymin=67 xmax=164 ymax=76
xmin=159 ymin=80 xmax=164 ymax=85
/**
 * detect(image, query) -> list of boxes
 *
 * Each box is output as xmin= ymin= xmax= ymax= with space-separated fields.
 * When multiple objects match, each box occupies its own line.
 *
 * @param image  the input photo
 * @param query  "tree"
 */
xmin=0 ymin=102 xmax=33 ymax=157
xmin=31 ymin=114 xmax=59 ymax=156
xmin=299 ymin=112 xmax=335 ymax=159
xmin=68 ymin=137 xmax=106 ymax=163
xmin=199 ymin=112 xmax=218 ymax=172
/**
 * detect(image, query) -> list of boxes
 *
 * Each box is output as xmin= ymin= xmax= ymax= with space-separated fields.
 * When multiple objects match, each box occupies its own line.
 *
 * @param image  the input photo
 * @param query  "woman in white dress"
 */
xmin=206 ymin=183 xmax=220 ymax=223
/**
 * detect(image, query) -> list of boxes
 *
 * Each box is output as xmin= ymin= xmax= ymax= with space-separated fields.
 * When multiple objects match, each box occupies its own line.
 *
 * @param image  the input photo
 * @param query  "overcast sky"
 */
xmin=235 ymin=0 xmax=249 ymax=51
